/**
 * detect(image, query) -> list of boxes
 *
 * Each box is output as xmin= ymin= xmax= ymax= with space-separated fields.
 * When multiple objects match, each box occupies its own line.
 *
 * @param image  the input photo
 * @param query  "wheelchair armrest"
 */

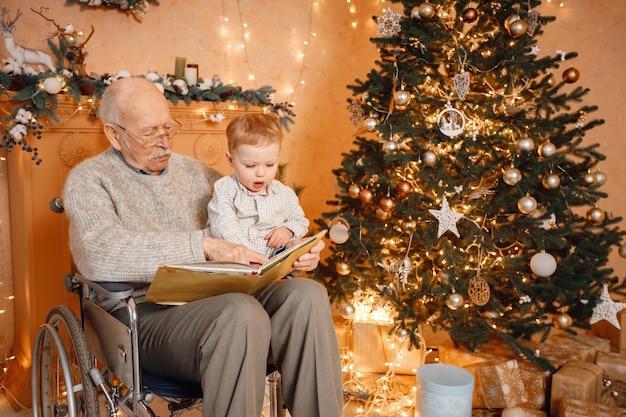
xmin=67 ymin=273 xmax=135 ymax=300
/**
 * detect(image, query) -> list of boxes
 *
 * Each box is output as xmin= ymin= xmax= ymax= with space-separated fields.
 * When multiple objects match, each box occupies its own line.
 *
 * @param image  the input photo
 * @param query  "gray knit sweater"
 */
xmin=63 ymin=147 xmax=223 ymax=310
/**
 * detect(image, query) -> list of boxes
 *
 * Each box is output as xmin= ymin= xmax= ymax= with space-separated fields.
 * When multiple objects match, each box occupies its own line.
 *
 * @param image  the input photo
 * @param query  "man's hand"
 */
xmin=203 ymin=237 xmax=267 ymax=265
xmin=265 ymin=227 xmax=294 ymax=249
xmin=290 ymin=239 xmax=324 ymax=272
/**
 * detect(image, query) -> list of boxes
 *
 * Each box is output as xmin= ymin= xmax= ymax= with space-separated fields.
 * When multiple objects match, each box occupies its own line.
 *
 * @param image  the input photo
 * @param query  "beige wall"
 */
xmin=1 ymin=0 xmax=626 ymax=359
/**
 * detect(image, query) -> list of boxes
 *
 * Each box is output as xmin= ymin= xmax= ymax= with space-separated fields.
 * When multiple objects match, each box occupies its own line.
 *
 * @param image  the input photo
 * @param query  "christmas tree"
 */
xmin=314 ymin=0 xmax=625 ymax=370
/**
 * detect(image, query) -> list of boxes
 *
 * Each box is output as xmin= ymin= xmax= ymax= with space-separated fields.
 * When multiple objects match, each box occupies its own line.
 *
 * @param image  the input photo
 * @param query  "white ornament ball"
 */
xmin=364 ymin=117 xmax=378 ymax=132
xmin=43 ymin=77 xmax=62 ymax=94
xmin=594 ymin=171 xmax=607 ymax=186
xmin=503 ymin=167 xmax=522 ymax=186
xmin=539 ymin=142 xmax=556 ymax=157
xmin=619 ymin=244 xmax=626 ymax=258
xmin=517 ymin=137 xmax=535 ymax=152
xmin=423 ymin=150 xmax=437 ymax=166
xmin=396 ymin=327 xmax=410 ymax=339
xmin=518 ymin=195 xmax=537 ymax=214
xmin=394 ymin=90 xmax=411 ymax=108
xmin=530 ymin=252 xmax=557 ymax=277
xmin=542 ymin=174 xmax=560 ymax=189
xmin=586 ymin=207 xmax=606 ymax=224
xmin=410 ymin=6 xmax=421 ymax=19
xmin=446 ymin=293 xmax=464 ymax=310
xmin=329 ymin=220 xmax=350 ymax=244
xmin=340 ymin=304 xmax=355 ymax=320
xmin=383 ymin=140 xmax=398 ymax=154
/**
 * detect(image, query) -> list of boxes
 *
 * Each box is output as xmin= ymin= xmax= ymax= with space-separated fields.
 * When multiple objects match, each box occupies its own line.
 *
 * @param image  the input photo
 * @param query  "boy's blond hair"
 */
xmin=226 ymin=113 xmax=283 ymax=152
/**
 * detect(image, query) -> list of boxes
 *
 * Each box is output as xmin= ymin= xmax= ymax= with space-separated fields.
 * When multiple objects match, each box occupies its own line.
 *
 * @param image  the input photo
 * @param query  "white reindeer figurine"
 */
xmin=0 ymin=6 xmax=56 ymax=74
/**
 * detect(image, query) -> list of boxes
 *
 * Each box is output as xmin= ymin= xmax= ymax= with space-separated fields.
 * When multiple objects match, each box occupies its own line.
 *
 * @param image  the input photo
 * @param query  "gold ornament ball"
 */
xmin=586 ymin=207 xmax=606 ymax=224
xmin=376 ymin=207 xmax=391 ymax=220
xmin=504 ymin=14 xmax=521 ymax=30
xmin=382 ymin=140 xmax=398 ymax=154
xmin=379 ymin=196 xmax=396 ymax=212
xmin=348 ymin=183 xmax=361 ymax=199
xmin=394 ymin=90 xmax=411 ymax=108
xmin=518 ymin=195 xmax=537 ymax=214
xmin=553 ymin=313 xmax=573 ymax=330
xmin=359 ymin=188 xmax=374 ymax=204
xmin=619 ymin=244 xmax=626 ymax=258
xmin=395 ymin=180 xmax=412 ymax=197
xmin=423 ymin=150 xmax=437 ymax=166
xmin=335 ymin=261 xmax=351 ymax=276
xmin=462 ymin=8 xmax=478 ymax=23
xmin=542 ymin=174 xmax=561 ymax=189
xmin=503 ymin=167 xmax=522 ymax=186
xmin=446 ymin=293 xmax=465 ymax=310
xmin=583 ymin=172 xmax=596 ymax=187
xmin=539 ymin=142 xmax=556 ymax=157
xmin=364 ymin=117 xmax=378 ymax=132
xmin=340 ymin=304 xmax=355 ymax=320
xmin=508 ymin=19 xmax=528 ymax=38
xmin=417 ymin=3 xmax=436 ymax=19
xmin=546 ymin=73 xmax=556 ymax=87
xmin=403 ymin=219 xmax=417 ymax=232
xmin=562 ymin=67 xmax=580 ymax=83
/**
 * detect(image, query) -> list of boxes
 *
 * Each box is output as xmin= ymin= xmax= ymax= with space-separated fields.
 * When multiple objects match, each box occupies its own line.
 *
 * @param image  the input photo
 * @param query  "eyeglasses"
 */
xmin=114 ymin=117 xmax=182 ymax=147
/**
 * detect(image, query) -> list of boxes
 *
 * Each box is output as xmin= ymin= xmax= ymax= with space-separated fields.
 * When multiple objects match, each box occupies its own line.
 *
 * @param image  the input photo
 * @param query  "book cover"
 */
xmin=145 ymin=230 xmax=327 ymax=304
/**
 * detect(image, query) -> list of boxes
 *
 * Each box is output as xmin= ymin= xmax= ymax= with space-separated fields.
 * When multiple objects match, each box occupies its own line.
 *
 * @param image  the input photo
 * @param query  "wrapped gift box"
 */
xmin=559 ymin=397 xmax=626 ymax=417
xmin=517 ymin=360 xmax=551 ymax=411
xmin=351 ymin=321 xmax=423 ymax=374
xmin=596 ymin=350 xmax=626 ymax=381
xmin=521 ymin=410 xmax=547 ymax=417
xmin=550 ymin=360 xmax=604 ymax=416
xmin=438 ymin=338 xmax=507 ymax=368
xmin=523 ymin=340 xmax=586 ymax=369
xmin=592 ymin=310 xmax=626 ymax=354
xmin=546 ymin=334 xmax=598 ymax=362
xmin=466 ymin=359 xmax=528 ymax=409
xmin=560 ymin=330 xmax=612 ymax=353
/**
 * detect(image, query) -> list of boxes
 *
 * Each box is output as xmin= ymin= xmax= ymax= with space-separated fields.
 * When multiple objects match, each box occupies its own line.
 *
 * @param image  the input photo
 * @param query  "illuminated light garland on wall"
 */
xmin=219 ymin=0 xmax=318 ymax=105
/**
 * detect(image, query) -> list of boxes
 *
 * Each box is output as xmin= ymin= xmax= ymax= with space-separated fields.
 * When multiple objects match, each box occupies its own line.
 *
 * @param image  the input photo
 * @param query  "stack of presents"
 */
xmin=335 ymin=311 xmax=626 ymax=416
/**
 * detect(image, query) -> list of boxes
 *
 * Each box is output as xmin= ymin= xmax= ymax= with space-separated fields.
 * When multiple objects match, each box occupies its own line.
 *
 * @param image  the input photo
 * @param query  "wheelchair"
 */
xmin=31 ymin=273 xmax=285 ymax=417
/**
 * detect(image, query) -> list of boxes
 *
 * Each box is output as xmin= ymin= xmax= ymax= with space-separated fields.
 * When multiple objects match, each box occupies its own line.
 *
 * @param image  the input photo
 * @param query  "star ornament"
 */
xmin=590 ymin=284 xmax=626 ymax=329
xmin=429 ymin=196 xmax=464 ymax=238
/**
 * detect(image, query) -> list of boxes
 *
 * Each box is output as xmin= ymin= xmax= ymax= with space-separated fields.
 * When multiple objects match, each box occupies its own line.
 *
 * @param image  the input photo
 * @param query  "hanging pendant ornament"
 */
xmin=348 ymin=101 xmax=365 ymax=127
xmin=377 ymin=7 xmax=402 ymax=38
xmin=542 ymin=173 xmax=561 ymax=189
xmin=340 ymin=303 xmax=355 ymax=320
xmin=525 ymin=9 xmax=539 ymax=36
xmin=517 ymin=137 xmax=535 ymax=152
xmin=395 ymin=180 xmax=412 ymax=197
xmin=335 ymin=260 xmax=351 ymax=276
xmin=429 ymin=196 xmax=464 ymax=238
xmin=437 ymin=103 xmax=465 ymax=137
xmin=586 ymin=206 xmax=606 ymax=224
xmin=454 ymin=70 xmax=470 ymax=100
xmin=539 ymin=141 xmax=556 ymax=157
xmin=422 ymin=150 xmax=438 ymax=167
xmin=594 ymin=170 xmax=607 ymax=186
xmin=508 ymin=17 xmax=528 ymax=38
xmin=348 ymin=183 xmax=361 ymax=199
xmin=590 ymin=283 xmax=626 ymax=329
xmin=468 ymin=274 xmax=490 ymax=306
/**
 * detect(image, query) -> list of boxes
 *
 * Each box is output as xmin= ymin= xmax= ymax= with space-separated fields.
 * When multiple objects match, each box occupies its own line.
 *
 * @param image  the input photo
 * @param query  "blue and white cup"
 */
xmin=415 ymin=363 xmax=474 ymax=417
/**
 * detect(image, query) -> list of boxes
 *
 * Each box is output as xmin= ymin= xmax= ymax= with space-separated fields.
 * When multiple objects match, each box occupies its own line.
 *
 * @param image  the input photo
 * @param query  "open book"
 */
xmin=145 ymin=230 xmax=327 ymax=304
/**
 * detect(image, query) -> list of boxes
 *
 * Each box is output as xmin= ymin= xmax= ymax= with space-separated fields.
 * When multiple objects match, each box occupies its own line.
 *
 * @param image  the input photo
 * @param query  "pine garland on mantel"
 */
xmin=65 ymin=0 xmax=160 ymax=22
xmin=0 ymin=12 xmax=295 ymax=164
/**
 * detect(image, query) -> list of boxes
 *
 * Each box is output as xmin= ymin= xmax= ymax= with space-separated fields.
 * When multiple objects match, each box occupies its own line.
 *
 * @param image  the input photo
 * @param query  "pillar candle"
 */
xmin=185 ymin=64 xmax=198 ymax=86
xmin=174 ymin=57 xmax=186 ymax=79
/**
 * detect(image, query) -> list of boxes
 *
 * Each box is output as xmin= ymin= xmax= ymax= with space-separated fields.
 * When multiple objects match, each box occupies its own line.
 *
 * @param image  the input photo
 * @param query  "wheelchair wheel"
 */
xmin=32 ymin=305 xmax=100 ymax=417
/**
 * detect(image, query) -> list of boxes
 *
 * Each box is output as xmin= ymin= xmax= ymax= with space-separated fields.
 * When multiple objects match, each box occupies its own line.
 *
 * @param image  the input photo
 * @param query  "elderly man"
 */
xmin=62 ymin=76 xmax=343 ymax=417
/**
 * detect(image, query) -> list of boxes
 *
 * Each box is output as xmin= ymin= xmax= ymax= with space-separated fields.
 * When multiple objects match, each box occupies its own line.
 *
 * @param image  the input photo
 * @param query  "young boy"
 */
xmin=205 ymin=113 xmax=309 ymax=258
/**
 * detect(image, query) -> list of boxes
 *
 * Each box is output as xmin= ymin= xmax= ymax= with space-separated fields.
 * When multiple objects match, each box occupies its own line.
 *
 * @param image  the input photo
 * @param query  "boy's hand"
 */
xmin=265 ymin=227 xmax=294 ymax=248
